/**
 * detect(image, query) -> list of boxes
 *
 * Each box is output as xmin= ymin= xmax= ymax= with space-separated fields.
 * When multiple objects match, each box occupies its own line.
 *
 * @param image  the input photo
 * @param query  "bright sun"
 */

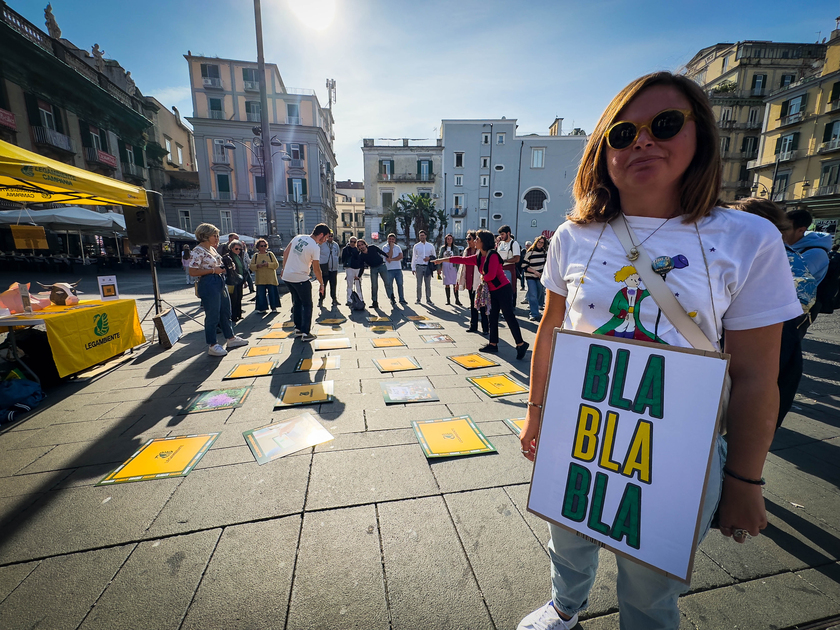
xmin=286 ymin=0 xmax=336 ymax=31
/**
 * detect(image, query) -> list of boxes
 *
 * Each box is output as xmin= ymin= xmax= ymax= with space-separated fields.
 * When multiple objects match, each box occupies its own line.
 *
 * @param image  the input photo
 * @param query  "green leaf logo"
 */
xmin=94 ymin=313 xmax=109 ymax=336
xmin=21 ymin=166 xmax=34 ymax=177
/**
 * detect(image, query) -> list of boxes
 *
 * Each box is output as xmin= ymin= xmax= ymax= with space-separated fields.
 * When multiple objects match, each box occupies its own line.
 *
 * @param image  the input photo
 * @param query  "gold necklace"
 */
xmin=622 ymin=213 xmax=673 ymax=261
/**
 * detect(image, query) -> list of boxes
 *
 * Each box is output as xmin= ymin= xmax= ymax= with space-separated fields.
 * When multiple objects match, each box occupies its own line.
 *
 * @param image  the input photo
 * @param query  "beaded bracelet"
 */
xmin=723 ymin=466 xmax=766 ymax=486
xmin=527 ymin=401 xmax=543 ymax=410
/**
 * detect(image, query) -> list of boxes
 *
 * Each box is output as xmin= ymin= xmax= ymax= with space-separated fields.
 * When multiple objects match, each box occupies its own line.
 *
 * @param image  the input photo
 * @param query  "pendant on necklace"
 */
xmin=626 ymin=248 xmax=639 ymax=262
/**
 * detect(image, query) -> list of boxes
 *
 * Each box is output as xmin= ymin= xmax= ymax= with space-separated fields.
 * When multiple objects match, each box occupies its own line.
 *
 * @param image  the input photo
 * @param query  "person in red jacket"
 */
xmin=436 ymin=229 xmax=529 ymax=360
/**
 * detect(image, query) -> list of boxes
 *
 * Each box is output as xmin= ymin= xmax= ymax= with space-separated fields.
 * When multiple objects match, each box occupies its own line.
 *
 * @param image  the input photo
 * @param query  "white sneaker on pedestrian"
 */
xmin=226 ymin=336 xmax=249 ymax=349
xmin=208 ymin=344 xmax=228 ymax=357
xmin=518 ymin=602 xmax=578 ymax=630
xmin=300 ymin=333 xmax=317 ymax=342
xmin=294 ymin=329 xmax=305 ymax=337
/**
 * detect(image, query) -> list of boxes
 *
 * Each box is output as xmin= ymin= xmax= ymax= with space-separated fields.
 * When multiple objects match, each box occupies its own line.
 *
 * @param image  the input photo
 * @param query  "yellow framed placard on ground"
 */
xmin=259 ymin=330 xmax=294 ymax=339
xmin=295 ymin=356 xmax=341 ymax=371
xmin=448 ymin=353 xmax=500 ymax=370
xmin=243 ymin=344 xmax=282 ymax=358
xmin=224 ymin=361 xmax=277 ymax=380
xmin=275 ymin=381 xmax=335 ymax=407
xmin=97 ymin=433 xmax=219 ymax=485
xmin=411 ymin=416 xmax=496 ymax=458
xmin=371 ymin=337 xmax=406 ymax=348
xmin=407 ymin=315 xmax=428 ymax=321
xmin=318 ymin=317 xmax=346 ymax=325
xmin=243 ymin=412 xmax=333 ymax=464
xmin=367 ymin=316 xmax=391 ymax=323
xmin=504 ymin=418 xmax=525 ymax=435
xmin=420 ymin=334 xmax=455 ymax=344
xmin=313 ymin=337 xmax=352 ymax=351
xmin=371 ymin=325 xmax=394 ymax=332
xmin=313 ymin=325 xmax=344 ymax=336
xmin=414 ymin=321 xmax=444 ymax=330
xmin=468 ymin=373 xmax=529 ymax=398
xmin=271 ymin=321 xmax=297 ymax=329
xmin=372 ymin=356 xmax=422 ymax=373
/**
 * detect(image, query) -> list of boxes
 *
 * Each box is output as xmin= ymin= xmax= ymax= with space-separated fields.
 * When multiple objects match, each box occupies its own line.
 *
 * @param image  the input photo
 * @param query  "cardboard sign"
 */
xmin=367 ymin=316 xmax=391 ymax=322
xmin=420 ymin=334 xmax=454 ymax=344
xmin=406 ymin=315 xmax=428 ymax=321
xmin=414 ymin=321 xmax=443 ymax=330
xmin=224 ymin=361 xmax=277 ymax=379
xmin=319 ymin=317 xmax=346 ymax=325
xmin=244 ymin=344 xmax=283 ymax=358
xmin=98 ymin=433 xmax=218 ymax=485
xmin=381 ymin=378 xmax=438 ymax=404
xmin=97 ymin=275 xmax=119 ymax=301
xmin=412 ymin=416 xmax=496 ymax=458
xmin=275 ymin=381 xmax=335 ymax=407
xmin=295 ymin=356 xmax=341 ymax=371
xmin=11 ymin=224 xmax=48 ymax=250
xmin=468 ymin=373 xmax=529 ymax=397
xmin=371 ymin=337 xmax=405 ymax=348
xmin=313 ymin=337 xmax=352 ymax=351
xmin=243 ymin=413 xmax=333 ymax=464
xmin=528 ymin=330 xmax=728 ymax=583
xmin=182 ymin=387 xmax=251 ymax=414
xmin=372 ymin=356 xmax=421 ymax=373
xmin=448 ymin=353 xmax=499 ymax=370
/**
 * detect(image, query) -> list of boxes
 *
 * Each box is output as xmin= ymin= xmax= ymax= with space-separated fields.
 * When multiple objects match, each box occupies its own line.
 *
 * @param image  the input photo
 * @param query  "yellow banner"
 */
xmin=38 ymin=299 xmax=145 ymax=377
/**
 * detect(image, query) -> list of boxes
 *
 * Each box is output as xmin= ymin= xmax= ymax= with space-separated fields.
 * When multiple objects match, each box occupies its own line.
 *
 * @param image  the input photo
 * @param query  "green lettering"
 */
xmin=587 ymin=472 xmax=611 ymax=535
xmin=633 ymin=354 xmax=664 ymax=418
xmin=609 ymin=349 xmax=633 ymax=410
xmin=582 ymin=344 xmax=611 ymax=403
xmin=561 ymin=463 xmax=591 ymax=522
xmin=610 ymin=483 xmax=642 ymax=549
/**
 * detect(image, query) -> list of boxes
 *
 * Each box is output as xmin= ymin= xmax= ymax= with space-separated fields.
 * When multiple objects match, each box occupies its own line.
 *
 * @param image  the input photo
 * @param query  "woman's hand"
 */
xmin=519 ymin=406 xmax=541 ymax=462
xmin=717 ymin=477 xmax=767 ymax=542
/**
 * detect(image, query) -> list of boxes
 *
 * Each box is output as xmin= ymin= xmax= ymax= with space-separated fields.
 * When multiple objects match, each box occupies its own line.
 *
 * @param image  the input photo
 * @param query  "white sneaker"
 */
xmin=208 ymin=344 xmax=228 ymax=357
xmin=226 ymin=336 xmax=249 ymax=349
xmin=294 ymin=329 xmax=305 ymax=337
xmin=518 ymin=602 xmax=578 ymax=630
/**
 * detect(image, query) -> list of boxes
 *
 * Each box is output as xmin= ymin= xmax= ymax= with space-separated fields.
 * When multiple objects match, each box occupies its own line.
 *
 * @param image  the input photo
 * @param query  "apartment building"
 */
xmin=751 ymin=21 xmax=840 ymax=220
xmin=335 ymin=179 xmax=365 ymax=245
xmin=176 ymin=54 xmax=337 ymax=240
xmin=685 ymin=39 xmax=826 ymax=201
xmin=361 ymin=138 xmax=443 ymax=244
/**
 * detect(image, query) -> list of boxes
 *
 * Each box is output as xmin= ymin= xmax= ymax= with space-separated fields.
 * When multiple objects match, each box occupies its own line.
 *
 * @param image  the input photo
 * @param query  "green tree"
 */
xmin=382 ymin=197 xmax=412 ymax=250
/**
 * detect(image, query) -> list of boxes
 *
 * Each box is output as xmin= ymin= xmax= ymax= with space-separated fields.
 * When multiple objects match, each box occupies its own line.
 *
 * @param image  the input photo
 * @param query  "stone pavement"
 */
xmin=0 ymin=268 xmax=838 ymax=630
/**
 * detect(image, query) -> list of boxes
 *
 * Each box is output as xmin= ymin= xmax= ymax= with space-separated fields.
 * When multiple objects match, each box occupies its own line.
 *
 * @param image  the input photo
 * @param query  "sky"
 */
xmin=11 ymin=0 xmax=840 ymax=183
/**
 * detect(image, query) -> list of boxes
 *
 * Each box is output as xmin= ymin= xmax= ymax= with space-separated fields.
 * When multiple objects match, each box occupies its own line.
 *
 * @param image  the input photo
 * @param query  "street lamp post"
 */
xmin=253 ymin=0 xmax=277 ymax=251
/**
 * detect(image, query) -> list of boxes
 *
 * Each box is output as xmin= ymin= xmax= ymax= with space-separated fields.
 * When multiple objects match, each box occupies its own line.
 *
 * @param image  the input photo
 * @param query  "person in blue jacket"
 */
xmin=784 ymin=209 xmax=831 ymax=333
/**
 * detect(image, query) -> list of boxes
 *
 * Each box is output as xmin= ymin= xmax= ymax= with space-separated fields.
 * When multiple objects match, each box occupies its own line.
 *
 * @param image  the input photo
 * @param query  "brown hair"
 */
xmin=570 ymin=71 xmax=721 ymax=225
xmin=728 ymin=197 xmax=790 ymax=232
xmin=528 ymin=235 xmax=547 ymax=251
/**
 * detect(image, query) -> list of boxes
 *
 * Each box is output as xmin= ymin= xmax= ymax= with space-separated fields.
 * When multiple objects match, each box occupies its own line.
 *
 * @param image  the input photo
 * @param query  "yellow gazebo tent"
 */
xmin=0 ymin=139 xmax=148 ymax=207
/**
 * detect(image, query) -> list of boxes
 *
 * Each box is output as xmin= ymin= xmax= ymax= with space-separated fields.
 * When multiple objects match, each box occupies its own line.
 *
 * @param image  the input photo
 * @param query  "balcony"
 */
xmin=734 ymin=121 xmax=761 ymax=130
xmin=826 ymin=99 xmax=840 ymax=114
xmin=746 ymin=159 xmax=760 ymax=170
xmin=289 ymin=158 xmax=305 ymax=168
xmin=285 ymin=87 xmax=316 ymax=96
xmin=450 ymin=206 xmax=466 ymax=217
xmin=211 ymin=152 xmax=229 ymax=164
xmin=203 ymin=77 xmax=223 ymax=89
xmin=286 ymin=116 xmax=301 ymax=125
xmin=243 ymin=80 xmax=259 ymax=91
xmin=771 ymin=191 xmax=794 ymax=202
xmin=718 ymin=119 xmax=736 ymax=130
xmin=210 ymin=110 xmax=224 ymax=120
xmin=32 ymin=125 xmax=74 ymax=153
xmin=121 ymin=161 xmax=146 ymax=182
xmin=253 ymin=192 xmax=266 ymax=201
xmin=722 ymin=180 xmax=752 ymax=189
xmin=778 ymin=150 xmax=797 ymax=162
xmin=0 ymin=108 xmax=16 ymax=131
xmin=84 ymin=146 xmax=117 ymax=169
xmin=819 ymin=139 xmax=840 ymax=154
xmin=216 ymin=191 xmax=232 ymax=200
xmin=707 ymin=89 xmax=764 ymax=101
xmin=813 ymin=184 xmax=840 ymax=197
xmin=377 ymin=173 xmax=436 ymax=183
xmin=778 ymin=112 xmax=803 ymax=128
xmin=727 ymin=150 xmax=758 ymax=160
xmin=246 ymin=112 xmax=260 ymax=122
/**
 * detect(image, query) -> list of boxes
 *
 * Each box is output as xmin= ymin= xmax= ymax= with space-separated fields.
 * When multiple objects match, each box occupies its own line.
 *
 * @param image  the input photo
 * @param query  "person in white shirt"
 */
xmin=497 ymin=225 xmax=521 ymax=308
xmin=411 ymin=230 xmax=436 ymax=304
xmin=281 ymin=224 xmax=329 ymax=342
xmin=318 ymin=233 xmax=340 ymax=308
xmin=382 ymin=233 xmax=407 ymax=304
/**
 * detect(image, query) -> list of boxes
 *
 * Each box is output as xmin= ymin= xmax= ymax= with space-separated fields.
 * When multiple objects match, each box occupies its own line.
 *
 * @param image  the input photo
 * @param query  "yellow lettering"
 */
xmin=598 ymin=411 xmax=621 ymax=472
xmin=572 ymin=404 xmax=600 ymax=462
xmin=621 ymin=420 xmax=652 ymax=484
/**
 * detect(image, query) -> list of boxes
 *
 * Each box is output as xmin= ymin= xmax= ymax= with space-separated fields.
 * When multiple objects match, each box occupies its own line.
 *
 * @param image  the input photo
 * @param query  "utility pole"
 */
xmin=254 ymin=0 xmax=278 ymax=251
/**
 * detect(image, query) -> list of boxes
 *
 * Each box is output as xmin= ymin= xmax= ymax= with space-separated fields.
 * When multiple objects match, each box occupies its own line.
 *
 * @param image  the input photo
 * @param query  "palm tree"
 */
xmin=382 ymin=197 xmax=412 ymax=249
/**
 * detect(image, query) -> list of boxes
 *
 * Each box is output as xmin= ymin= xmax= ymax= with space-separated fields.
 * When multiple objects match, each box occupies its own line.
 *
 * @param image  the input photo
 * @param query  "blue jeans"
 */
xmin=387 ymin=268 xmax=405 ymax=302
xmin=255 ymin=284 xmax=280 ymax=311
xmin=527 ymin=278 xmax=545 ymax=318
xmin=197 ymin=274 xmax=234 ymax=345
xmin=286 ymin=280 xmax=313 ymax=334
xmin=369 ymin=265 xmax=391 ymax=303
xmin=548 ymin=435 xmax=727 ymax=629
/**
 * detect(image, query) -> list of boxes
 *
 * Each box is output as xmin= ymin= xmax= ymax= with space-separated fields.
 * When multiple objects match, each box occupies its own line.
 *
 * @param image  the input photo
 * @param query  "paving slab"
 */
xmin=287 ymin=505 xmax=388 ymax=630
xmin=314 ymin=428 xmax=417 ymax=453
xmin=447 ymin=400 xmax=528 ymax=422
xmin=0 ymin=429 xmax=40 ymax=449
xmin=0 ymin=544 xmax=134 ymax=630
xmin=306 ymin=443 xmax=439 ymax=510
xmin=366 ymin=403 xmax=452 ymax=430
xmin=182 ymin=517 xmax=300 ymax=630
xmin=0 ymin=478 xmax=181 ymax=564
xmin=797 ymin=562 xmax=840 ymax=604
xmin=0 ymin=560 xmax=38 ymax=602
xmin=444 ymin=487 xmax=552 ymax=630
xmin=430 ymin=434 xmax=533 ymax=492
xmin=0 ymin=445 xmax=54 ymax=477
xmin=78 ymin=530 xmax=220 ymax=630
xmin=13 ymin=415 xmax=147 ymax=448
xmin=580 ymin=611 xmax=697 ymax=629
xmin=0 ymin=469 xmax=72 ymax=498
xmin=763 ymin=458 xmax=840 ymax=533
xmin=147 ymin=454 xmax=310 ymax=536
xmin=20 ymin=401 xmax=120 ymax=429
xmin=312 ymin=408 xmax=366 ymax=434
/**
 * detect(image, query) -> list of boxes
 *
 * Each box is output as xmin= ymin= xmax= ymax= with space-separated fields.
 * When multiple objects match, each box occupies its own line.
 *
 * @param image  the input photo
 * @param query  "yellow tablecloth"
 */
xmin=1 ymin=299 xmax=145 ymax=377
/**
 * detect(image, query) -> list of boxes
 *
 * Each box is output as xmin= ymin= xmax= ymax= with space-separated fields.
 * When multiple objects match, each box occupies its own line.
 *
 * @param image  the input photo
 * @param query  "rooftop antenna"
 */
xmin=326 ymin=78 xmax=336 ymax=108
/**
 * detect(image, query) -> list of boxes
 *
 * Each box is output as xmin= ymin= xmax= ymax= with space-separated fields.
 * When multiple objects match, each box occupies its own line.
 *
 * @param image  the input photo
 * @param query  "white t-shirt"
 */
xmin=497 ymin=238 xmax=521 ymax=265
xmin=542 ymin=207 xmax=801 ymax=350
xmin=412 ymin=241 xmax=436 ymax=271
xmin=382 ymin=244 xmax=403 ymax=271
xmin=282 ymin=235 xmax=320 ymax=283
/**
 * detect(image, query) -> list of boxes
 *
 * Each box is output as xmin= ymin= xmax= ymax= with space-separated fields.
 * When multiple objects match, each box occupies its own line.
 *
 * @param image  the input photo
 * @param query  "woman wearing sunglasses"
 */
xmin=222 ymin=239 xmax=247 ymax=322
xmin=517 ymin=72 xmax=800 ymax=630
xmin=250 ymin=238 xmax=281 ymax=313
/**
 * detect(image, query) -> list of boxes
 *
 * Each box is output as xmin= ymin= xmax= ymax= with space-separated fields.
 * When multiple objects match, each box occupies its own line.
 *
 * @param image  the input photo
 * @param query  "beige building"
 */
xmin=145 ymin=97 xmax=197 ymax=194
xmin=685 ymin=40 xmax=826 ymax=201
xmin=751 ymin=22 xmax=840 ymax=220
xmin=335 ymin=180 xmax=365 ymax=245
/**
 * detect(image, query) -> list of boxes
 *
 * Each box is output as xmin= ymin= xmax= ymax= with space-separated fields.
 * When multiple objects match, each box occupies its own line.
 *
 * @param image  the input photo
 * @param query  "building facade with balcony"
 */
xmin=0 ymin=3 xmax=155 ymax=205
xmin=750 ymin=22 xmax=840 ymax=220
xmin=335 ymin=179 xmax=365 ymax=245
xmin=361 ymin=138 xmax=443 ymax=245
xmin=175 ymin=54 xmax=337 ymax=241
xmin=684 ymin=39 xmax=826 ymax=201
xmin=439 ymin=118 xmax=587 ymax=244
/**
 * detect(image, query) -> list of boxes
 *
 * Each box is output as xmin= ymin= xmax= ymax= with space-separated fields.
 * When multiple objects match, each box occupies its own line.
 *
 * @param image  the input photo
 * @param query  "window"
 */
xmin=216 ymin=173 xmax=231 ymax=200
xmin=453 ymin=194 xmax=464 ymax=208
xmin=823 ymin=120 xmax=840 ymax=149
xmin=288 ymin=177 xmax=306 ymax=201
xmin=482 ymin=133 xmax=490 ymax=145
xmin=245 ymin=101 xmax=260 ymax=122
xmin=254 ymin=174 xmax=266 ymax=200
xmin=720 ymin=136 xmax=730 ymax=154
xmin=258 ymin=211 xmax=268 ymax=235
xmin=524 ymin=188 xmax=547 ymax=211
xmin=772 ymin=173 xmax=789 ymax=200
xmin=220 ymin=210 xmax=233 ymax=234
xmin=748 ymin=107 xmax=760 ymax=125
xmin=719 ymin=107 xmax=732 ymax=123
xmin=480 ymin=175 xmax=489 ymax=187
xmin=417 ymin=159 xmax=432 ymax=181
xmin=494 ymin=164 xmax=504 ymax=171
xmin=479 ymin=198 xmax=488 ymax=210
xmin=453 ymin=220 xmax=463 ymax=239
xmin=454 ymin=152 xmax=464 ymax=168
xmin=242 ymin=68 xmax=258 ymax=88
xmin=780 ymin=74 xmax=795 ymax=88
xmin=212 ymin=138 xmax=227 ymax=162
xmin=454 ymin=175 xmax=463 ymax=186
xmin=291 ymin=143 xmax=306 ymax=161
xmin=209 ymin=97 xmax=223 ymax=119
xmin=200 ymin=64 xmax=220 ymax=79
xmin=355 ymin=213 xmax=363 ymax=224
xmin=89 ymin=125 xmax=102 ymax=151
xmin=785 ymin=95 xmax=805 ymax=118
xmin=775 ymin=132 xmax=799 ymax=158
xmin=381 ymin=191 xmax=393 ymax=209
xmin=721 ymin=56 xmax=728 ymax=73
xmin=37 ymin=100 xmax=55 ymax=130
xmin=358 ymin=231 xmax=365 ymax=240
xmin=479 ymin=217 xmax=488 ymax=229
xmin=480 ymin=156 xmax=490 ymax=169
xmin=493 ymin=191 xmax=503 ymax=198
xmin=287 ymin=103 xmax=300 ymax=125
xmin=531 ymin=147 xmax=545 ymax=168
xmin=419 ymin=191 xmax=431 ymax=199
xmin=342 ymin=231 xmax=352 ymax=243
xmin=164 ymin=137 xmax=172 ymax=159
xmin=379 ymin=159 xmax=393 ymax=179
xmin=342 ymin=212 xmax=352 ymax=225
xmin=179 ymin=210 xmax=192 ymax=232
xmin=176 ymin=144 xmax=183 ymax=165
xmin=741 ymin=136 xmax=758 ymax=155
xmin=751 ymin=73 xmax=767 ymax=96
xmin=496 ymin=133 xmax=505 ymax=145
xmin=820 ymin=163 xmax=839 ymax=189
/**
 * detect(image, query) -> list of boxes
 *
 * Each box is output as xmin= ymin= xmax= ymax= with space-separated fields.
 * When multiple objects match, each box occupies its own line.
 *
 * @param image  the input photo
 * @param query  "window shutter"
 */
xmin=800 ymin=94 xmax=808 ymax=111
xmin=831 ymin=82 xmax=840 ymax=103
xmin=299 ymin=144 xmax=305 ymax=160
xmin=791 ymin=133 xmax=799 ymax=151
xmin=780 ymin=100 xmax=789 ymax=118
xmin=118 ymin=140 xmax=128 ymax=162
xmin=288 ymin=178 xmax=294 ymax=195
xmin=379 ymin=160 xmax=384 ymax=174
xmin=52 ymin=106 xmax=64 ymax=134
xmin=301 ymin=178 xmax=308 ymax=196
xmin=824 ymin=123 xmax=834 ymax=143
xmin=24 ymin=93 xmax=41 ymax=126
xmin=99 ymin=129 xmax=109 ymax=153
xmin=750 ymin=75 xmax=758 ymax=89
xmin=79 ymin=120 xmax=92 ymax=148
xmin=417 ymin=160 xmax=421 ymax=176
xmin=774 ymin=137 xmax=781 ymax=154
xmin=134 ymin=146 xmax=145 ymax=167
xmin=389 ymin=160 xmax=394 ymax=174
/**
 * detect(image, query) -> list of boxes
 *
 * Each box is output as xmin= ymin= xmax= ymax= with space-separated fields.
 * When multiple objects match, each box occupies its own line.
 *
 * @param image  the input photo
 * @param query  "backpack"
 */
xmin=0 ymin=378 xmax=45 ymax=424
xmin=800 ymin=246 xmax=840 ymax=314
xmin=349 ymin=290 xmax=365 ymax=311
